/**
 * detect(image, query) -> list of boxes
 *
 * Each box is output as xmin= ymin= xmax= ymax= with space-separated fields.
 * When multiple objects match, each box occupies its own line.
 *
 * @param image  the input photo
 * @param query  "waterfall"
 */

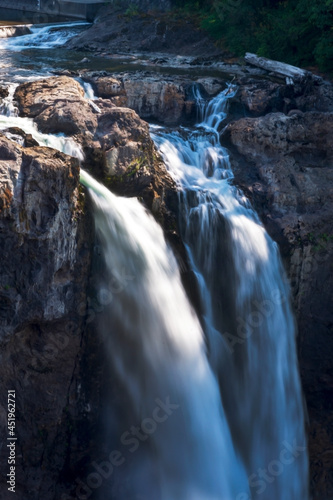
xmin=0 ymin=84 xmax=19 ymax=117
xmin=0 ymin=22 xmax=89 ymax=51
xmin=82 ymin=81 xmax=97 ymax=101
xmin=76 ymin=78 xmax=102 ymax=113
xmin=80 ymin=169 xmax=250 ymax=500
xmin=151 ymin=84 xmax=309 ymax=500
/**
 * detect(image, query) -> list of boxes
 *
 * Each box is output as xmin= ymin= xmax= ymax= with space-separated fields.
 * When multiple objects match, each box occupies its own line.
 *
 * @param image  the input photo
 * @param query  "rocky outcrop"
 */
xmin=227 ymin=111 xmax=333 ymax=158
xmin=0 ymin=134 xmax=92 ymax=499
xmin=230 ymin=79 xmax=285 ymax=116
xmin=83 ymin=72 xmax=226 ymax=124
xmin=91 ymin=73 xmax=193 ymax=125
xmin=66 ymin=4 xmax=223 ymax=58
xmin=14 ymin=76 xmax=180 ymax=236
xmin=14 ymin=76 xmax=98 ymax=135
xmin=230 ymin=77 xmax=333 ymax=118
xmin=13 ymin=76 xmax=194 ymax=303
xmin=223 ymin=90 xmax=333 ymax=500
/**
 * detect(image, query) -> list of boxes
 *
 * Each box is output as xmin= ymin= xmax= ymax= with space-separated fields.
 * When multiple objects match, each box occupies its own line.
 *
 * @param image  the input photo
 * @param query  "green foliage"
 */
xmin=170 ymin=0 xmax=333 ymax=72
xmin=125 ymin=3 xmax=140 ymax=16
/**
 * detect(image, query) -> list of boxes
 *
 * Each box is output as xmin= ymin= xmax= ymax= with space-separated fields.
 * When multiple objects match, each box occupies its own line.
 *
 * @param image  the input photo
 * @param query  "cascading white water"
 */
xmin=76 ymin=78 xmax=101 ymax=113
xmin=0 ymin=22 xmax=89 ymax=51
xmin=0 ymin=84 xmax=19 ymax=116
xmin=151 ymin=85 xmax=309 ymax=500
xmin=82 ymin=80 xmax=97 ymax=101
xmin=0 ymin=112 xmax=84 ymax=159
xmin=80 ymin=169 xmax=250 ymax=500
xmin=0 ymin=87 xmax=84 ymax=160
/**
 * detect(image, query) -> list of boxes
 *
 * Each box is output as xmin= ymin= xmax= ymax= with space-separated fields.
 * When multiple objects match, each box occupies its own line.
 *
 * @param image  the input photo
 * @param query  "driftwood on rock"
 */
xmin=245 ymin=52 xmax=321 ymax=84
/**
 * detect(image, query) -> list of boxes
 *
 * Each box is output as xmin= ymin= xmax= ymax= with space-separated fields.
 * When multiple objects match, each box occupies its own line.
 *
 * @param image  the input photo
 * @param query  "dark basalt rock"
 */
xmin=0 ymin=85 xmax=8 ymax=99
xmin=223 ymin=102 xmax=333 ymax=500
xmin=65 ymin=5 xmax=223 ymax=59
xmin=0 ymin=134 xmax=94 ymax=499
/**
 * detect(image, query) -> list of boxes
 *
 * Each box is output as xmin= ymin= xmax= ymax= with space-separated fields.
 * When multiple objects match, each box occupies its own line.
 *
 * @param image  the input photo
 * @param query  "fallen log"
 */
xmin=245 ymin=52 xmax=321 ymax=84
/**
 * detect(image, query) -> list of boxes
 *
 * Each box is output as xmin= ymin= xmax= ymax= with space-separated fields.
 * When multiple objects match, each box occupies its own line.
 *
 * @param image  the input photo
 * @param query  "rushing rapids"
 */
xmin=0 ymin=22 xmax=90 ymax=51
xmin=151 ymin=86 xmax=309 ymax=500
xmin=0 ymin=21 xmax=90 ymax=84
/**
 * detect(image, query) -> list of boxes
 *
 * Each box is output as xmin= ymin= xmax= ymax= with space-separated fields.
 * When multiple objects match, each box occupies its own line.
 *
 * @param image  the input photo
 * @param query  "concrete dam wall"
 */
xmin=0 ymin=0 xmax=105 ymax=21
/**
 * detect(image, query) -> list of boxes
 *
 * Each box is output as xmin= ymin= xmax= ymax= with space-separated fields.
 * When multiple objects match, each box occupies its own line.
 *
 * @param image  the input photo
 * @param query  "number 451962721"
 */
xmin=7 ymin=390 xmax=16 ymax=437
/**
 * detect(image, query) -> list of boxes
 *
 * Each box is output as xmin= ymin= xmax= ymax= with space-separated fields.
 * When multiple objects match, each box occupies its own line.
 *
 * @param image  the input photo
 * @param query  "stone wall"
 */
xmin=0 ymin=0 xmax=104 ymax=21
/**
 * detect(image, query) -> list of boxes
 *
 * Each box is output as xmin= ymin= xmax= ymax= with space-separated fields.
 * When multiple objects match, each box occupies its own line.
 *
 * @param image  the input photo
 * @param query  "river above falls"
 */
xmin=0 ymin=21 xmax=268 ymax=86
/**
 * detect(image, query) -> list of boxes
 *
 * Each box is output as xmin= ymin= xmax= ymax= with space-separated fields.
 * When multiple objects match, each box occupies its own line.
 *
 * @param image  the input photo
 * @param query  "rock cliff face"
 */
xmin=224 ymin=79 xmax=333 ymax=499
xmin=90 ymin=73 xmax=194 ymax=125
xmin=66 ymin=4 xmax=222 ymax=58
xmin=0 ymin=134 xmax=92 ymax=499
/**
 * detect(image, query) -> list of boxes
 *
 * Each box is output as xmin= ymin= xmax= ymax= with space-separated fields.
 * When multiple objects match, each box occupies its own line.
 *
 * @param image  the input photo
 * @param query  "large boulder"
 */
xmin=226 ymin=111 xmax=333 ymax=159
xmin=96 ymin=74 xmax=190 ymax=124
xmin=14 ymin=76 xmax=98 ymax=135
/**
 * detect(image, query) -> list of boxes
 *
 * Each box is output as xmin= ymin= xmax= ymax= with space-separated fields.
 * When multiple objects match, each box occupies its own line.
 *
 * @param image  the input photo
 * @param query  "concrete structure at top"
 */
xmin=0 ymin=0 xmax=107 ymax=22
